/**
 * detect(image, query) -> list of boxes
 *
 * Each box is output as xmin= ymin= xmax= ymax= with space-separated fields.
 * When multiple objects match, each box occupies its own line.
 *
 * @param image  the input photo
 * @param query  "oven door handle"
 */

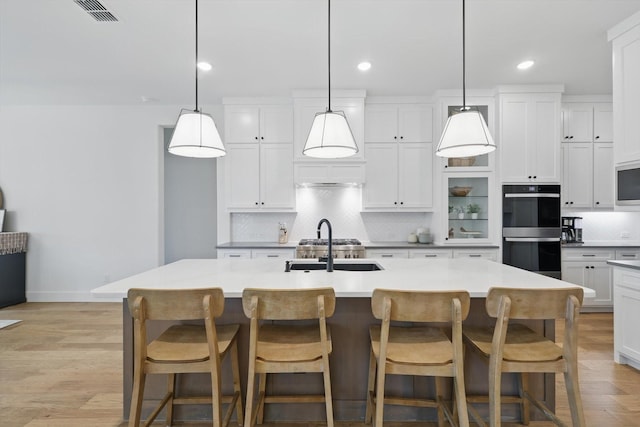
xmin=504 ymin=237 xmax=561 ymax=242
xmin=504 ymin=193 xmax=560 ymax=198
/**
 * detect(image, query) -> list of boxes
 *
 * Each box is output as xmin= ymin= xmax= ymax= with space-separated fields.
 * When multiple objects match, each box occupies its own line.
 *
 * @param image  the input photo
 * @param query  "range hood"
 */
xmin=294 ymin=161 xmax=365 ymax=185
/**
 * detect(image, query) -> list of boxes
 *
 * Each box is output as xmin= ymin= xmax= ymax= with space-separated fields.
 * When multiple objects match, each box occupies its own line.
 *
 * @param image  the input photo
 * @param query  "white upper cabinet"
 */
xmin=223 ymin=100 xmax=295 ymax=211
xmin=499 ymin=90 xmax=562 ymax=183
xmin=364 ymin=104 xmax=433 ymax=143
xmin=562 ymin=103 xmax=593 ymax=142
xmin=593 ymin=142 xmax=614 ymax=208
xmin=562 ymin=143 xmax=594 ymax=208
xmin=609 ymin=15 xmax=640 ymax=165
xmin=594 ymin=103 xmax=613 ymax=142
xmin=225 ymin=105 xmax=293 ymax=144
xmin=363 ymin=142 xmax=433 ymax=210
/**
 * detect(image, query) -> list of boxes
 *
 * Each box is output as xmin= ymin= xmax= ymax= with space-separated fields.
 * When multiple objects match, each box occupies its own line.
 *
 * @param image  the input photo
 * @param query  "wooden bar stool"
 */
xmin=365 ymin=289 xmax=471 ymax=427
xmin=127 ymin=288 xmax=243 ymax=427
xmin=462 ymin=287 xmax=585 ymax=427
xmin=242 ymin=287 xmax=335 ymax=427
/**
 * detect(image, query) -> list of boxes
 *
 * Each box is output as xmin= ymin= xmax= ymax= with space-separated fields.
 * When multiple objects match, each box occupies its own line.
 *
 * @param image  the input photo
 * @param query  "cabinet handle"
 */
xmin=596 ymin=201 xmax=600 ymax=205
xmin=469 ymin=254 xmax=482 ymax=257
xmin=565 ymin=136 xmax=569 ymax=139
xmin=582 ymin=254 xmax=596 ymax=257
xmin=261 ymin=202 xmax=264 ymax=205
xmin=381 ymin=254 xmax=394 ymax=258
xmin=394 ymin=201 xmax=398 ymax=205
xmin=584 ymin=266 xmax=589 ymax=269
xmin=565 ymin=202 xmax=569 ymax=205
xmin=570 ymin=201 xmax=574 ymax=204
xmin=255 ymin=136 xmax=259 ymax=140
xmin=621 ymin=254 xmax=636 ymax=258
xmin=400 ymin=136 xmax=404 ymax=139
xmin=533 ymin=176 xmax=537 ymax=179
xmin=267 ymin=254 xmax=279 ymax=258
xmin=528 ymin=176 xmax=532 ymax=179
xmin=229 ymin=254 xmax=242 ymax=258
xmin=595 ymin=136 xmax=600 ymax=139
xmin=423 ymin=254 xmax=437 ymax=258
xmin=400 ymin=201 xmax=404 ymax=205
xmin=444 ymin=165 xmax=448 ymax=168
xmin=394 ymin=136 xmax=397 ymax=140
xmin=570 ymin=136 xmax=574 ymax=139
xmin=255 ymin=202 xmax=259 ymax=205
xmin=261 ymin=136 xmax=264 ymax=140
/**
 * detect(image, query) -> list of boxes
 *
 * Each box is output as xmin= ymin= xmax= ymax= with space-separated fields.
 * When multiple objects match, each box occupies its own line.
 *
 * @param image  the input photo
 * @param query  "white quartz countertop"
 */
xmin=91 ymin=258 xmax=594 ymax=299
xmin=607 ymin=260 xmax=640 ymax=270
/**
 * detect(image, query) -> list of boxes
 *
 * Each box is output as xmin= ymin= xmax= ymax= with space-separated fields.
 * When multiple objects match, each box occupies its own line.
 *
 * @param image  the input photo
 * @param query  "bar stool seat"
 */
xmin=369 ymin=325 xmax=453 ymax=365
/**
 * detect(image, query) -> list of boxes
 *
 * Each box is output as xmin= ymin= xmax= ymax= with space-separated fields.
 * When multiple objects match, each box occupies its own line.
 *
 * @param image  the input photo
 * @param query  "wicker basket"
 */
xmin=448 ymin=157 xmax=477 ymax=167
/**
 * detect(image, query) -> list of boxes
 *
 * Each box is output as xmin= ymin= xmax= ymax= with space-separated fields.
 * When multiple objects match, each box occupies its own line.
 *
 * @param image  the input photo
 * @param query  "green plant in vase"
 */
xmin=467 ymin=203 xmax=481 ymax=219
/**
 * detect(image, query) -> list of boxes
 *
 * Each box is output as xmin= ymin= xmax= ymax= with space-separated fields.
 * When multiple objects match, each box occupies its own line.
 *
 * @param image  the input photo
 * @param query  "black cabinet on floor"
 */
xmin=0 ymin=252 xmax=26 ymax=308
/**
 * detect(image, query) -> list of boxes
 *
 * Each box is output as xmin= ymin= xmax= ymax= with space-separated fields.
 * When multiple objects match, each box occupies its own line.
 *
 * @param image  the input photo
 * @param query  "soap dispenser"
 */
xmin=278 ymin=222 xmax=288 ymax=244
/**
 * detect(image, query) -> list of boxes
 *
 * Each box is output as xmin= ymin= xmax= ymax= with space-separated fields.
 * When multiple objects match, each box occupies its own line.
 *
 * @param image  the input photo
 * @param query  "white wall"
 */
xmin=0 ymin=104 xmax=214 ymax=301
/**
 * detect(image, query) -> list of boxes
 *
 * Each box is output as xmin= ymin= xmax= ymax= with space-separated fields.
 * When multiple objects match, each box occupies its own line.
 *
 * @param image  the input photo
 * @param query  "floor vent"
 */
xmin=73 ymin=0 xmax=119 ymax=22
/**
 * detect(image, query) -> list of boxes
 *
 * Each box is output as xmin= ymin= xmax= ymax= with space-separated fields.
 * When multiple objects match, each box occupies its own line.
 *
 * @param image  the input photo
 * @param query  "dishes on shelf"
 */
xmin=449 ymin=186 xmax=473 ymax=197
xmin=460 ymin=227 xmax=482 ymax=238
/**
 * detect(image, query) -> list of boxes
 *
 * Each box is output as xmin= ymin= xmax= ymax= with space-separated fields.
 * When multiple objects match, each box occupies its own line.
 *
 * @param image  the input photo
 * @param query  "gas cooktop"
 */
xmin=298 ymin=238 xmax=362 ymax=246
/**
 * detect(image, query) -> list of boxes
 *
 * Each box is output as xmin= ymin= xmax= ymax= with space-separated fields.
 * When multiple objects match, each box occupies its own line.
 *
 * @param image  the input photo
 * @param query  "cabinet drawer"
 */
xmin=409 ymin=250 xmax=453 ymax=259
xmin=366 ymin=249 xmax=409 ymax=259
xmin=217 ymin=249 xmax=251 ymax=259
xmin=616 ymin=249 xmax=640 ymax=260
xmin=252 ymin=249 xmax=295 ymax=259
xmin=562 ymin=248 xmax=615 ymax=261
xmin=452 ymin=249 xmax=498 ymax=261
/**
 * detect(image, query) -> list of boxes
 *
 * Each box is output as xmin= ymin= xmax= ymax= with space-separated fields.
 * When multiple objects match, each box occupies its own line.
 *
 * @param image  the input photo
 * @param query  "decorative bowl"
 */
xmin=448 ymin=157 xmax=477 ymax=167
xmin=449 ymin=186 xmax=473 ymax=197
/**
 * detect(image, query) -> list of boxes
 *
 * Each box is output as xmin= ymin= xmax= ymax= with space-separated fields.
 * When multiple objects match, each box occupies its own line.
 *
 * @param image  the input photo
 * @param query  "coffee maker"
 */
xmin=562 ymin=216 xmax=583 ymax=243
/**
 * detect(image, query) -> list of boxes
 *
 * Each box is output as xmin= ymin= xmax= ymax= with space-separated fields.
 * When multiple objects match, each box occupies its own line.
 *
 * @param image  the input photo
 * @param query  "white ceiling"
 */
xmin=2 ymin=0 xmax=640 ymax=106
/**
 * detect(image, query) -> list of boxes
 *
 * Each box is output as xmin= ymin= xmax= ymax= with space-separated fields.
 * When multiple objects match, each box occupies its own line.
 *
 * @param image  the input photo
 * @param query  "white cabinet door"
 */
xmin=260 ymin=106 xmax=293 ymax=143
xmin=613 ymin=268 xmax=640 ymax=365
xmin=398 ymin=143 xmax=432 ymax=209
xmin=616 ymin=249 xmax=640 ymax=260
xmin=225 ymin=105 xmax=292 ymax=143
xmin=363 ymin=143 xmax=398 ymax=208
xmin=562 ymin=143 xmax=593 ymax=209
xmin=398 ymin=105 xmax=433 ymax=143
xmin=217 ymin=249 xmax=252 ymax=259
xmin=226 ymin=144 xmax=260 ymax=208
xmin=365 ymin=104 xmax=433 ymax=143
xmin=562 ymin=103 xmax=593 ymax=142
xmin=364 ymin=104 xmax=398 ymax=143
xmin=225 ymin=106 xmax=260 ymax=143
xmin=252 ymin=249 xmax=295 ymax=259
xmin=593 ymin=143 xmax=614 ymax=208
xmin=500 ymin=93 xmax=561 ymax=183
xmin=594 ymin=103 xmax=613 ymax=142
xmin=562 ymin=260 xmax=612 ymax=308
xmin=260 ymin=143 xmax=294 ymax=209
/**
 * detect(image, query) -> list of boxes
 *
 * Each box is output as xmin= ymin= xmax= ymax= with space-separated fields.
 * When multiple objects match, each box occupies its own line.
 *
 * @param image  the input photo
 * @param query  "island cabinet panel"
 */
xmin=613 ymin=267 xmax=640 ymax=369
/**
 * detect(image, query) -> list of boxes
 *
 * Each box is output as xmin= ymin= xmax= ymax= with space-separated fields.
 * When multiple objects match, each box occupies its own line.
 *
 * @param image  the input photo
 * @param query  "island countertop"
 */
xmin=91 ymin=257 xmax=593 ymax=299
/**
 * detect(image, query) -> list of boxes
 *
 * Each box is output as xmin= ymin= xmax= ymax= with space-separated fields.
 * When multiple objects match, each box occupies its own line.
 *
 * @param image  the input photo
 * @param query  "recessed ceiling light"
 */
xmin=357 ymin=62 xmax=372 ymax=71
xmin=517 ymin=60 xmax=535 ymax=70
xmin=197 ymin=61 xmax=212 ymax=72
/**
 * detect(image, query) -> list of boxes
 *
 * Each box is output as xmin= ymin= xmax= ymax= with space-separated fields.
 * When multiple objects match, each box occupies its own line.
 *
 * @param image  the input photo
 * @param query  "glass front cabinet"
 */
xmin=443 ymin=173 xmax=496 ymax=244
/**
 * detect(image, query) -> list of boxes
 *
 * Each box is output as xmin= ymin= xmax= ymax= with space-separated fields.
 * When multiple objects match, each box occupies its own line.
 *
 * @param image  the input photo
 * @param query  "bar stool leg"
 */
xmin=230 ymin=341 xmax=244 ymax=426
xmin=322 ymin=352 xmax=334 ymax=427
xmin=129 ymin=368 xmax=146 ymax=427
xmin=489 ymin=362 xmax=502 ymax=427
xmin=565 ymin=363 xmax=586 ymax=427
xmin=365 ymin=347 xmax=376 ymax=424
xmin=166 ymin=373 xmax=175 ymax=426
xmin=257 ymin=373 xmax=266 ymax=424
xmin=435 ymin=376 xmax=445 ymax=427
xmin=519 ymin=373 xmax=530 ymax=425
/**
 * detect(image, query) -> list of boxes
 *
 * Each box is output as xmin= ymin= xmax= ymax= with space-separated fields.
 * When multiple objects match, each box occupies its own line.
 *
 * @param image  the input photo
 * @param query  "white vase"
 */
xmin=458 ymin=213 xmax=465 ymax=220
xmin=471 ymin=213 xmax=479 ymax=219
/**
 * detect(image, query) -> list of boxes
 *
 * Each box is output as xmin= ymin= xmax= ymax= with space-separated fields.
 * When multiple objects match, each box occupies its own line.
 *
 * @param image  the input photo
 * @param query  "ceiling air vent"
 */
xmin=74 ymin=0 xmax=118 ymax=22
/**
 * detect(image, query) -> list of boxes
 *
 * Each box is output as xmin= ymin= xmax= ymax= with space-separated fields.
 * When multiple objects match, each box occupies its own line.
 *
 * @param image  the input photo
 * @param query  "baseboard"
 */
xmin=26 ymin=290 xmax=121 ymax=303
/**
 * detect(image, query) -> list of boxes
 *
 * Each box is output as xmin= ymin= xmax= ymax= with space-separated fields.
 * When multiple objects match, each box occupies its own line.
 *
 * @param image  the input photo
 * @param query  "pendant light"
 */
xmin=303 ymin=0 xmax=358 ymax=159
xmin=436 ymin=0 xmax=495 ymax=158
xmin=168 ymin=0 xmax=225 ymax=158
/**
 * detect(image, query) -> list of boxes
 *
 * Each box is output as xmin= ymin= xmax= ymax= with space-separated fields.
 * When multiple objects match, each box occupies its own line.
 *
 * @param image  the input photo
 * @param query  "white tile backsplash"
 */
xmin=230 ymin=186 xmax=432 ymax=243
xmin=563 ymin=210 xmax=640 ymax=242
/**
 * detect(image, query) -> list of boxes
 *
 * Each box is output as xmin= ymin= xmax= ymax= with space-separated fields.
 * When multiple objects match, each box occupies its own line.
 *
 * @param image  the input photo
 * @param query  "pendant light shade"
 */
xmin=168 ymin=0 xmax=225 ymax=158
xmin=436 ymin=109 xmax=495 ymax=158
xmin=168 ymin=109 xmax=225 ymax=158
xmin=435 ymin=0 xmax=495 ymax=158
xmin=303 ymin=0 xmax=358 ymax=159
xmin=303 ymin=110 xmax=358 ymax=158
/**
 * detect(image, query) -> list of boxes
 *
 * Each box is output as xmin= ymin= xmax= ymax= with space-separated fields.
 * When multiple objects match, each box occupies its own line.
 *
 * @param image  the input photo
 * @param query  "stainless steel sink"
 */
xmin=285 ymin=260 xmax=383 ymax=272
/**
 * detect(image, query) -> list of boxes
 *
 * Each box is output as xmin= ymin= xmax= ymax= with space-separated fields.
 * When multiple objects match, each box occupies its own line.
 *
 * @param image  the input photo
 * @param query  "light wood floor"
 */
xmin=1 ymin=303 xmax=639 ymax=426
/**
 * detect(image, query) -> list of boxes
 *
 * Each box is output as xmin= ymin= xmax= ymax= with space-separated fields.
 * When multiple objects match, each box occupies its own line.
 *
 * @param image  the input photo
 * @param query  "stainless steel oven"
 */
xmin=502 ymin=185 xmax=562 ymax=279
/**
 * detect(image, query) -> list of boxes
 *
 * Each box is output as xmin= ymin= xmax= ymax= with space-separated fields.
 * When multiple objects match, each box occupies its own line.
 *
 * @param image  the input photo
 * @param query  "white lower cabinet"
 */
xmin=615 ymin=249 xmax=640 ymax=261
xmin=366 ymin=249 xmax=409 ymax=259
xmin=217 ymin=248 xmax=295 ymax=259
xmin=409 ymin=249 xmax=453 ymax=259
xmin=561 ymin=248 xmax=614 ymax=309
xmin=452 ymin=249 xmax=498 ymax=261
xmin=217 ymin=249 xmax=252 ymax=259
xmin=613 ymin=267 xmax=640 ymax=369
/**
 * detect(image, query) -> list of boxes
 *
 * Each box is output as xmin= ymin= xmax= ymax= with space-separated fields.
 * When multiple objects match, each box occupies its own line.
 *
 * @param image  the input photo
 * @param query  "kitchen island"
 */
xmin=608 ymin=260 xmax=640 ymax=371
xmin=92 ymin=257 xmax=593 ymax=423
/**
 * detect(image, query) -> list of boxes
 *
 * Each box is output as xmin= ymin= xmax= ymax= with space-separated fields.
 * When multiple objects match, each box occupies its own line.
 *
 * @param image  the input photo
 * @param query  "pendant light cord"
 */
xmin=195 ymin=0 xmax=199 ymax=112
xmin=327 ymin=0 xmax=332 ymax=113
xmin=462 ymin=0 xmax=466 ymax=110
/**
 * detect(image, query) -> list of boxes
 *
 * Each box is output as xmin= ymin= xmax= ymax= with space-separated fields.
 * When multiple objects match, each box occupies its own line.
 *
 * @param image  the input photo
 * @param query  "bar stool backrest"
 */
xmin=371 ymin=289 xmax=470 ymax=322
xmin=485 ymin=287 xmax=584 ymax=320
xmin=242 ymin=288 xmax=335 ymax=320
xmin=127 ymin=287 xmax=225 ymax=320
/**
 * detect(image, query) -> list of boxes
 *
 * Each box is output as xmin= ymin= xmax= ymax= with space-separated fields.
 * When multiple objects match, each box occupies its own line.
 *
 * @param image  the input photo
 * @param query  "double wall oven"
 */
xmin=502 ymin=185 xmax=562 ymax=279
